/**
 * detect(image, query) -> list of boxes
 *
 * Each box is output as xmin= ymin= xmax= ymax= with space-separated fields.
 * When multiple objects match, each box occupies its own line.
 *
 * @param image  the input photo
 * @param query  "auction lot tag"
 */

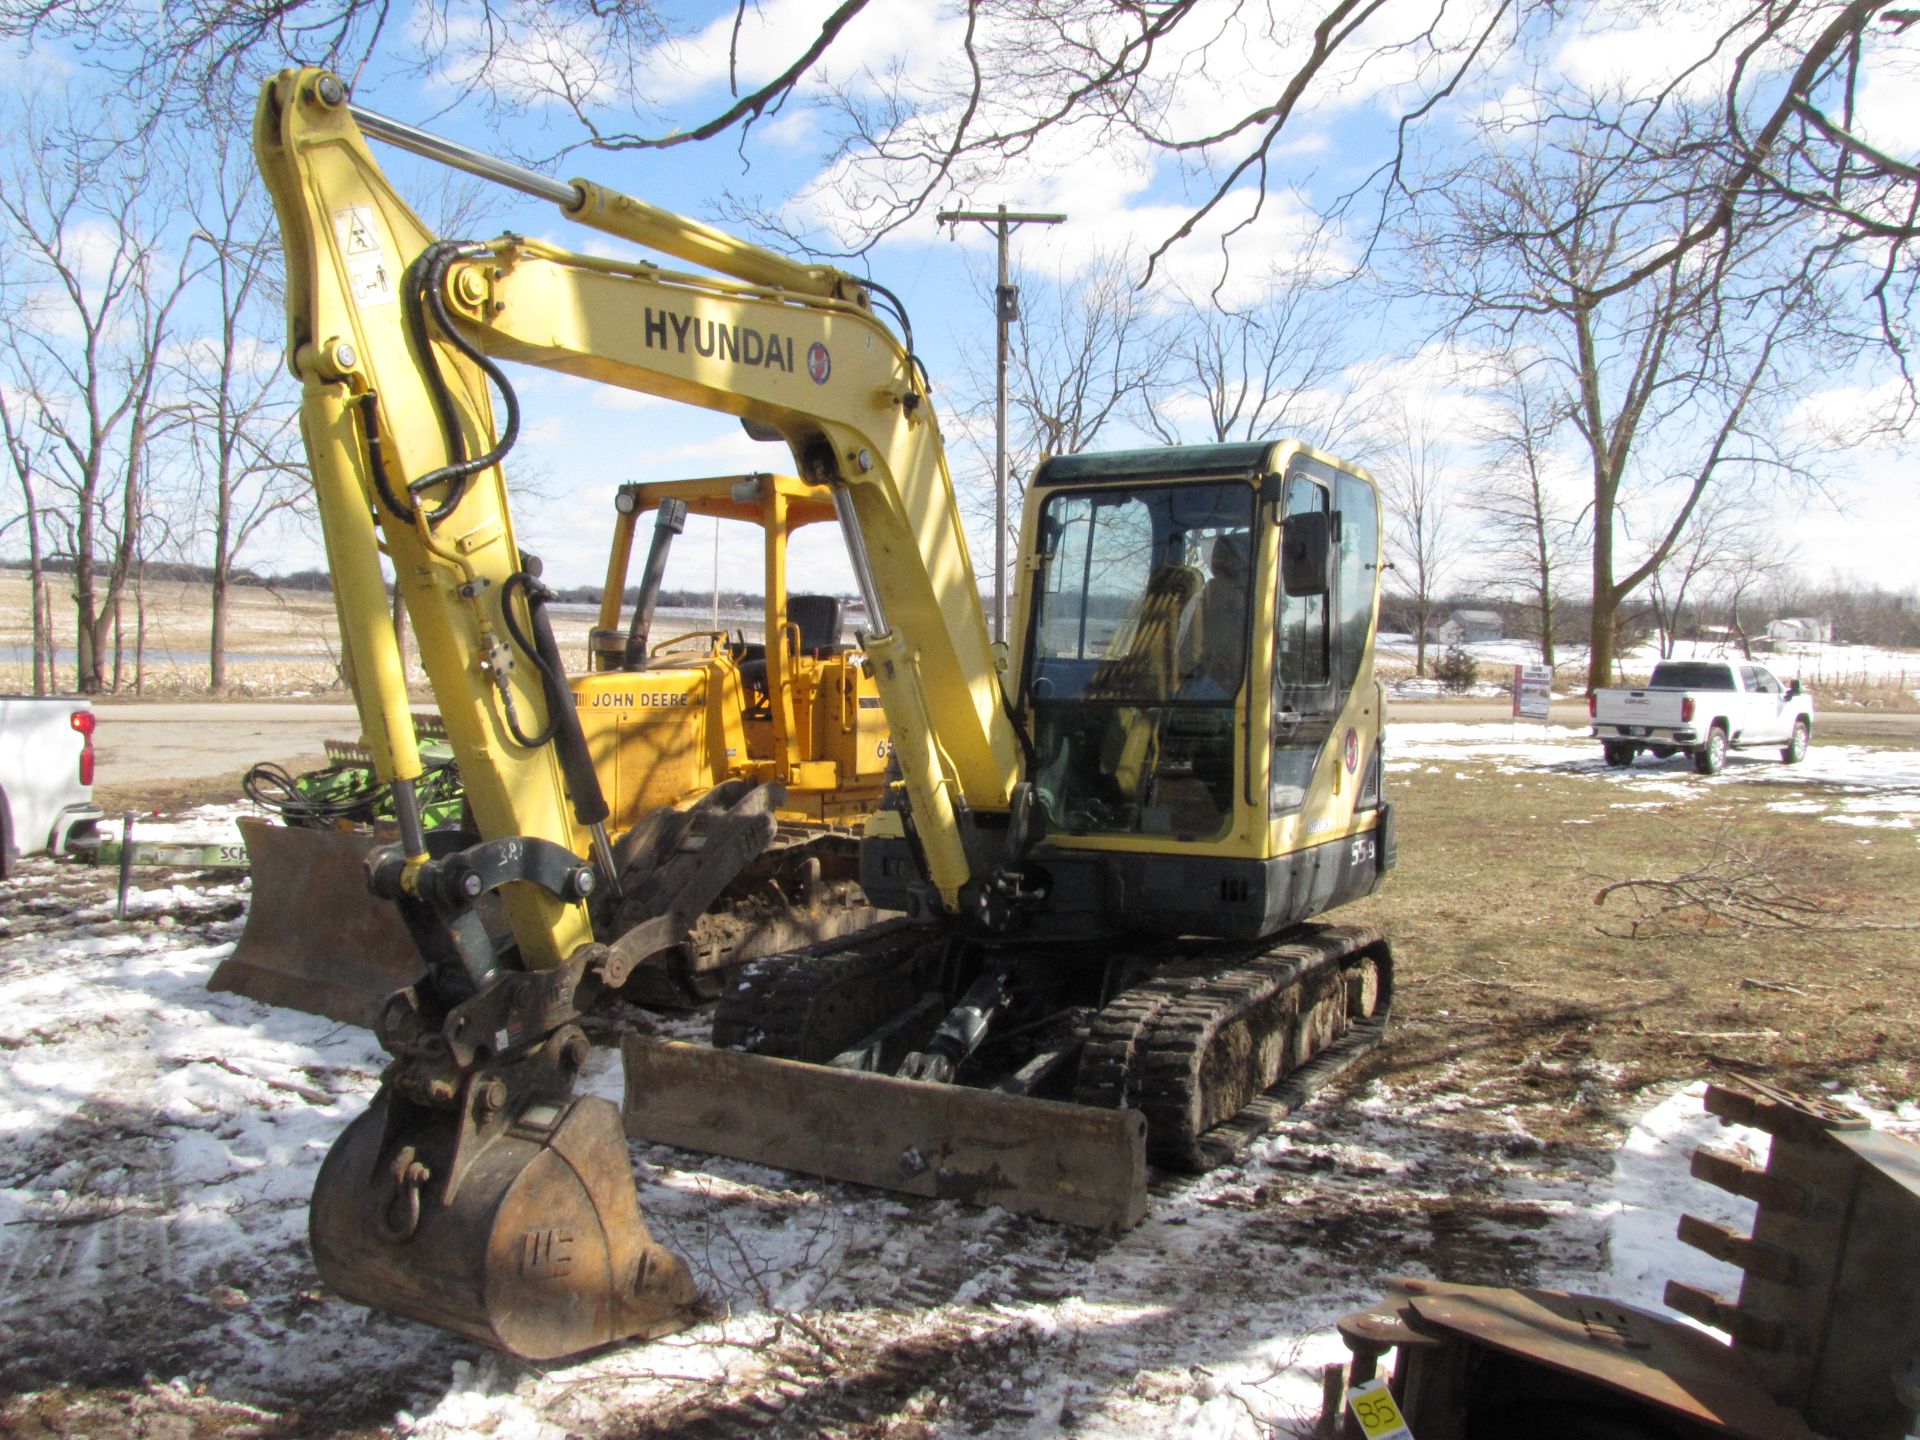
xmin=1347 ymin=1378 xmax=1415 ymax=1439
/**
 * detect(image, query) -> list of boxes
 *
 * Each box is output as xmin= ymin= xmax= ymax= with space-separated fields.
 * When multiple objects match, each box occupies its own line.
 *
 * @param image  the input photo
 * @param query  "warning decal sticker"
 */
xmin=333 ymin=205 xmax=397 ymax=308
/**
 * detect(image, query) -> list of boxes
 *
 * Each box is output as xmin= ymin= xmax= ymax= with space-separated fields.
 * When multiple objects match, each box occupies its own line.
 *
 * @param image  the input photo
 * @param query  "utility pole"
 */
xmin=936 ymin=204 xmax=1066 ymax=642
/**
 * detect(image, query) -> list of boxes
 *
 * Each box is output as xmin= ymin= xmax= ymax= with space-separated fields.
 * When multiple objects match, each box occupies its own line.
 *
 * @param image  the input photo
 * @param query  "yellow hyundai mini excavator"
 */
xmin=255 ymin=69 xmax=1394 ymax=1360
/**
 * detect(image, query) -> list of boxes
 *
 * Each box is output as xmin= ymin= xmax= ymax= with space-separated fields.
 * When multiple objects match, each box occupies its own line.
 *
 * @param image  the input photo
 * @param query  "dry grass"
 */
xmin=1809 ymin=676 xmax=1920 ymax=712
xmin=1341 ymin=745 xmax=1920 ymax=1141
xmin=0 ymin=566 xmax=598 ymax=697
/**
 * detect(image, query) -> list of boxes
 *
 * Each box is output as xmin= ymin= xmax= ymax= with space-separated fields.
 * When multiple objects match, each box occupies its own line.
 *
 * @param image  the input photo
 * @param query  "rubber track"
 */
xmin=1073 ymin=953 xmax=1243 ymax=1111
xmin=709 ymin=918 xmax=930 ymax=1061
xmin=1184 ymin=1016 xmax=1388 ymax=1173
xmin=1084 ymin=924 xmax=1390 ymax=1172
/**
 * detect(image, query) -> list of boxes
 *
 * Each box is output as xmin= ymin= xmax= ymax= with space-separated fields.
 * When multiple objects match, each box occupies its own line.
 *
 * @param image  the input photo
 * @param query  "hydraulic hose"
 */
xmin=501 ymin=562 xmax=621 ymax=895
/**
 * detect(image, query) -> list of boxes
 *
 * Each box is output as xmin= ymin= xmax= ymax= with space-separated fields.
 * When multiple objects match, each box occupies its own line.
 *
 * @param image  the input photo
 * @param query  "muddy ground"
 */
xmin=2 ymin=724 xmax=1916 ymax=1438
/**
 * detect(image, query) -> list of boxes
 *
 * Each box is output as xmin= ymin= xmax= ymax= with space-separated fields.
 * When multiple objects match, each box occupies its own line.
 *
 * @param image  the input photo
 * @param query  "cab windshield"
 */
xmin=1021 ymin=480 xmax=1253 ymax=839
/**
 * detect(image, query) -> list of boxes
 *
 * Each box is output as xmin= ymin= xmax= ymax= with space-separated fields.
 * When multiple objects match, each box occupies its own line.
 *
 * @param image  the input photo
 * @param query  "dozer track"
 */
xmin=709 ymin=918 xmax=943 ymax=1059
xmin=627 ymin=920 xmax=1391 ymax=1226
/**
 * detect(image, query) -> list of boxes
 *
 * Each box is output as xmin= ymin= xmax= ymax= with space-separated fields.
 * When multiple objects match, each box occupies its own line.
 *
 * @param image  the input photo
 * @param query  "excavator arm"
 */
xmin=255 ymin=69 xmax=1019 ymax=957
xmin=254 ymin=67 xmax=1036 ymax=1358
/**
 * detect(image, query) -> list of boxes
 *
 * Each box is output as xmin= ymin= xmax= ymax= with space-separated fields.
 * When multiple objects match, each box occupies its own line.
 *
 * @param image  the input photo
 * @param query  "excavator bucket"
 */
xmin=209 ymin=817 xmax=426 ymax=1026
xmin=621 ymin=1036 xmax=1149 ymax=1230
xmin=312 ymin=1059 xmax=697 ymax=1359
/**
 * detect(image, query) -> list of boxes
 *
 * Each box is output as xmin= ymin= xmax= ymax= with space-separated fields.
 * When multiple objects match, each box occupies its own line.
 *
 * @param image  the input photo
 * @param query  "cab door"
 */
xmin=1739 ymin=665 xmax=1789 ymax=742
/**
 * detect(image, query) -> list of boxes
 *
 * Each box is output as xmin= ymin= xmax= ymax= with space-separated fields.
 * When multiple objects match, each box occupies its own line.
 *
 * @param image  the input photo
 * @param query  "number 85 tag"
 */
xmin=1346 ymin=1378 xmax=1414 ymax=1439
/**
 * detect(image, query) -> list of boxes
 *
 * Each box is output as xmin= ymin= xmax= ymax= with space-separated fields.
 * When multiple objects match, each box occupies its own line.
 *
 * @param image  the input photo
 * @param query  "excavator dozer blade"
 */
xmin=311 ymin=1083 xmax=698 ymax=1360
xmin=209 ymin=817 xmax=424 ymax=1026
xmin=621 ymin=1036 xmax=1149 ymax=1231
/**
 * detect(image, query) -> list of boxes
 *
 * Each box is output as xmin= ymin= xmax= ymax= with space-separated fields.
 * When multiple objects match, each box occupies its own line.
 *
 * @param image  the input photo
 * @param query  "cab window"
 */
xmin=1022 ymin=479 xmax=1255 ymax=839
xmin=1334 ymin=470 xmax=1378 ymax=692
xmin=1276 ymin=473 xmax=1329 ymax=691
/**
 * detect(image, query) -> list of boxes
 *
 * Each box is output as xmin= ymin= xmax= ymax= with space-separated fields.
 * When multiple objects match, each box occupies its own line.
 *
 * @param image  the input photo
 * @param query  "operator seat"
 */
xmin=1188 ymin=533 xmax=1250 ymax=697
xmin=786 ymin=594 xmax=845 ymax=655
xmin=740 ymin=594 xmax=846 ymax=714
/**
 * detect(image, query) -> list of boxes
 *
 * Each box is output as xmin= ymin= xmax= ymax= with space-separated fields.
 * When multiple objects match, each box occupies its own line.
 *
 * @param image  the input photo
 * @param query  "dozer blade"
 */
xmin=209 ymin=817 xmax=425 ymax=1026
xmin=621 ymin=1036 xmax=1149 ymax=1231
xmin=311 ymin=1079 xmax=697 ymax=1360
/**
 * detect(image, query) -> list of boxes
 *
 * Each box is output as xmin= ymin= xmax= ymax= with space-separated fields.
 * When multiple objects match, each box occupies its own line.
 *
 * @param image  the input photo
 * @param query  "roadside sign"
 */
xmin=1511 ymin=664 xmax=1553 ymax=721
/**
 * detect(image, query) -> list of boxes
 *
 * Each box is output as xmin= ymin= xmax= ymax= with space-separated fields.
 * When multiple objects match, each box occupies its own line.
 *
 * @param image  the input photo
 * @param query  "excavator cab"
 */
xmin=862 ymin=442 xmax=1394 ymax=941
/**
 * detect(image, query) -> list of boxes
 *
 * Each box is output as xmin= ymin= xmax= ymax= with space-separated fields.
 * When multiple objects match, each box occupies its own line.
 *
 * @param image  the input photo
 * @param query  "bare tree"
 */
xmin=0 ymin=89 xmax=203 ymax=692
xmin=1403 ymin=89 xmax=1838 ymax=691
xmin=1466 ymin=353 xmax=1581 ymax=669
xmin=177 ymin=127 xmax=307 ymax=691
xmin=1641 ymin=487 xmax=1787 ymax=659
xmin=1714 ymin=534 xmax=1806 ymax=660
xmin=950 ymin=249 xmax=1168 ymax=556
xmin=7 ymin=0 xmax=1916 ymax=351
xmin=0 ymin=296 xmax=52 ymax=694
xmin=1376 ymin=399 xmax=1456 ymax=678
xmin=1148 ymin=249 xmax=1379 ymax=454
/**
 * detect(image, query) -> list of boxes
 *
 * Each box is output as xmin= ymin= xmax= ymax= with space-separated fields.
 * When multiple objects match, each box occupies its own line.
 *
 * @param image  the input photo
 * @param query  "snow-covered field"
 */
xmin=4 ymin=723 xmax=1917 ymax=1436
xmin=1388 ymin=722 xmax=1920 ymax=831
xmin=1379 ymin=632 xmax=1920 ymax=698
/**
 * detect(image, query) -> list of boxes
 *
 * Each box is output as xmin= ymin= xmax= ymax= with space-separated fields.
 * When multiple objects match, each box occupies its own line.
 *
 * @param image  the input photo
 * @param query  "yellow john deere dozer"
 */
xmin=211 ymin=471 xmax=896 ymax=1021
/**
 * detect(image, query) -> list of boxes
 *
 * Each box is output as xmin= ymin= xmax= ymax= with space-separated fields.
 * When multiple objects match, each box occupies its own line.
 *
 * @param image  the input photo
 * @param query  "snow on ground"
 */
xmin=6 ymin=724 xmax=1919 ymax=1435
xmin=1386 ymin=722 xmax=1920 ymax=826
xmin=2 ymin=876 xmax=1871 ymax=1440
xmin=117 ymin=801 xmax=271 ymax=844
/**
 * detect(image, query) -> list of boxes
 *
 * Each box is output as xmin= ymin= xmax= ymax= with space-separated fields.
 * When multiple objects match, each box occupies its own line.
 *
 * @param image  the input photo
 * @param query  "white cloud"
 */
xmin=1785 ymin=376 xmax=1916 ymax=452
xmin=424 ymin=8 xmax=627 ymax=111
xmin=590 ymin=387 xmax=670 ymax=413
xmin=1852 ymin=30 xmax=1920 ymax=155
xmin=645 ymin=0 xmax=967 ymax=106
xmin=1552 ymin=4 xmax=1752 ymax=100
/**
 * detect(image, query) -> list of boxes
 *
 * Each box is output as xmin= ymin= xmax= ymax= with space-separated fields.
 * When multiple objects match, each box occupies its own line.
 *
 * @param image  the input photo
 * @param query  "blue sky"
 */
xmin=5 ymin=0 xmax=1915 ymax=605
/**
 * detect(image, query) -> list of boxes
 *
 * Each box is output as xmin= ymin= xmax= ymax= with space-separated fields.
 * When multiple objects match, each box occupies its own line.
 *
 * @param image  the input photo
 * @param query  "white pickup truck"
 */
xmin=0 ymin=696 xmax=104 ymax=878
xmin=1589 ymin=660 xmax=1812 ymax=775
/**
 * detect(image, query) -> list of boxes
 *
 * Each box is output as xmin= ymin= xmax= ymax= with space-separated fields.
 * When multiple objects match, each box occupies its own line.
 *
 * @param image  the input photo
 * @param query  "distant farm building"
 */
xmin=1428 ymin=609 xmax=1504 ymax=645
xmin=1766 ymin=616 xmax=1833 ymax=644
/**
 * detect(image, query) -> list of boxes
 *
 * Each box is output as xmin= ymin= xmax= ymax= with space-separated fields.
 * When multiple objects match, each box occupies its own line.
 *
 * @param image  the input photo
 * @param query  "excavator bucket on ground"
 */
xmin=313 ymin=1004 xmax=699 ymax=1359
